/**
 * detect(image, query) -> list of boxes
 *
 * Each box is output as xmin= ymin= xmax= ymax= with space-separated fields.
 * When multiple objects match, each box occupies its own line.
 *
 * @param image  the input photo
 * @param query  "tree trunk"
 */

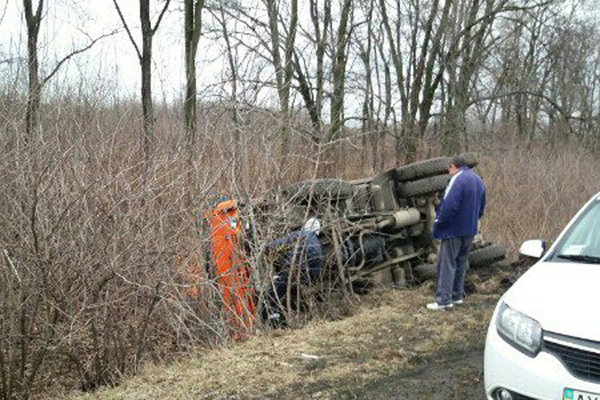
xmin=113 ymin=0 xmax=171 ymax=164
xmin=267 ymin=0 xmax=297 ymax=165
xmin=140 ymin=0 xmax=155 ymax=162
xmin=324 ymin=0 xmax=352 ymax=176
xmin=312 ymin=0 xmax=330 ymax=131
xmin=24 ymin=0 xmax=43 ymax=141
xmin=280 ymin=0 xmax=298 ymax=162
xmin=218 ymin=5 xmax=241 ymax=144
xmin=443 ymin=98 xmax=465 ymax=154
xmin=184 ymin=0 xmax=204 ymax=152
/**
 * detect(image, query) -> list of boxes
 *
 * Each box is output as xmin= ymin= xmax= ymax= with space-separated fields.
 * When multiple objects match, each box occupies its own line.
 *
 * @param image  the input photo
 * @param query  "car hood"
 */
xmin=504 ymin=261 xmax=600 ymax=342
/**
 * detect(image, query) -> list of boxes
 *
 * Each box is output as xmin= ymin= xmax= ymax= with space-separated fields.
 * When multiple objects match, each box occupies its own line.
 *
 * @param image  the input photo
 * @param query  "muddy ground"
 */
xmin=260 ymin=288 xmax=494 ymax=400
xmin=306 ymin=345 xmax=486 ymax=399
xmin=67 ymin=279 xmax=504 ymax=400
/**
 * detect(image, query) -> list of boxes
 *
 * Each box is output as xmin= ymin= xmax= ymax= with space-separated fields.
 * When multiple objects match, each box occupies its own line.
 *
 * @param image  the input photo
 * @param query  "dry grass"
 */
xmin=62 ymin=284 xmax=500 ymax=400
xmin=478 ymin=142 xmax=600 ymax=256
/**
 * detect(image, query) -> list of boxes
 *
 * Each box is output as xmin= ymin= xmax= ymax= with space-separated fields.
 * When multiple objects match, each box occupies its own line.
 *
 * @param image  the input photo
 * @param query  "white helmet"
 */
xmin=303 ymin=217 xmax=321 ymax=235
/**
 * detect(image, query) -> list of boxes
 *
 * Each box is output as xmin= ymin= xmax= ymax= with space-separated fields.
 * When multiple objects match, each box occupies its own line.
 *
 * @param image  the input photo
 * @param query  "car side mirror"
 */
xmin=519 ymin=240 xmax=547 ymax=259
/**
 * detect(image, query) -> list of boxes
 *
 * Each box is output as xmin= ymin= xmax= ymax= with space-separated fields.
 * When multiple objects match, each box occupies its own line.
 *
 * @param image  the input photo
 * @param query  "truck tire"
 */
xmin=475 ymin=259 xmax=511 ymax=280
xmin=415 ymin=244 xmax=506 ymax=279
xmin=282 ymin=179 xmax=354 ymax=202
xmin=396 ymin=152 xmax=478 ymax=182
xmin=351 ymin=185 xmax=372 ymax=213
xmin=413 ymin=263 xmax=437 ymax=280
xmin=364 ymin=266 xmax=395 ymax=288
xmin=396 ymin=157 xmax=451 ymax=182
xmin=488 ymin=259 xmax=511 ymax=270
xmin=414 ymin=263 xmax=477 ymax=295
xmin=398 ymin=175 xmax=450 ymax=198
xmin=469 ymin=243 xmax=506 ymax=269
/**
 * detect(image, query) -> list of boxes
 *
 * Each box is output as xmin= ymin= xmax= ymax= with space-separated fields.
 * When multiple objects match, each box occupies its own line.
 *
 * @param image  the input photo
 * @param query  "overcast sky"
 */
xmin=0 ymin=0 xmax=295 ymax=112
xmin=0 ymin=1 xmax=205 ymax=101
xmin=3 ymin=1 xmax=596 ymax=116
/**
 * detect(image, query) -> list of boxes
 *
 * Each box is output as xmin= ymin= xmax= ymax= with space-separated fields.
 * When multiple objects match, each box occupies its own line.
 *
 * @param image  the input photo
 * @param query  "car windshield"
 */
xmin=550 ymin=197 xmax=600 ymax=264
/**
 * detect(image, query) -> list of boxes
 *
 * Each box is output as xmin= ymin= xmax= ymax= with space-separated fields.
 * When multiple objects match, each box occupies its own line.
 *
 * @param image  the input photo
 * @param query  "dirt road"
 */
xmin=331 ymin=346 xmax=486 ymax=399
xmin=264 ymin=333 xmax=487 ymax=400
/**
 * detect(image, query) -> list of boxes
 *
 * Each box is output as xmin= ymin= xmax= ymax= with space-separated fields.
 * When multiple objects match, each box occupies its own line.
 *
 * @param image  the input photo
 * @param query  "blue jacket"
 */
xmin=432 ymin=167 xmax=486 ymax=240
xmin=267 ymin=231 xmax=324 ymax=280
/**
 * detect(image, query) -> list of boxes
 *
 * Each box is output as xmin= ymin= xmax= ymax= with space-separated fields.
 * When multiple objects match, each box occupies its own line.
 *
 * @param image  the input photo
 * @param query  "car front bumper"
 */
xmin=484 ymin=321 xmax=600 ymax=400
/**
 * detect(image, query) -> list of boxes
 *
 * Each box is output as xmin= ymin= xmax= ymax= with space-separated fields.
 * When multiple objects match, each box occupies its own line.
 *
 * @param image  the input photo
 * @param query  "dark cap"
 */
xmin=451 ymin=154 xmax=468 ymax=168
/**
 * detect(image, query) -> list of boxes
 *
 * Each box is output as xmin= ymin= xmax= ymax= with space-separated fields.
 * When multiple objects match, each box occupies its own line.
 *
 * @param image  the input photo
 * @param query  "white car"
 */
xmin=484 ymin=192 xmax=600 ymax=400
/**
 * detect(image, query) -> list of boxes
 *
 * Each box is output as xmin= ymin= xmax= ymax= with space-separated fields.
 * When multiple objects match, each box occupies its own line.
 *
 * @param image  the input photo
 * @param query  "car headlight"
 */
xmin=496 ymin=302 xmax=542 ymax=357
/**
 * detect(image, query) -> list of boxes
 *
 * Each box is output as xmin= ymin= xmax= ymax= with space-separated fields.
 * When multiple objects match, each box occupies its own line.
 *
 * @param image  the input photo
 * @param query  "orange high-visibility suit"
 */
xmin=204 ymin=200 xmax=255 ymax=338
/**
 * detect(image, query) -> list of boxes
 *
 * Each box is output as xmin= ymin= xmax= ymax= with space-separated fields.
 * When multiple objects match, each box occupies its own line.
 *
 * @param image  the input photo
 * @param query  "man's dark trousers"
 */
xmin=436 ymin=236 xmax=474 ymax=305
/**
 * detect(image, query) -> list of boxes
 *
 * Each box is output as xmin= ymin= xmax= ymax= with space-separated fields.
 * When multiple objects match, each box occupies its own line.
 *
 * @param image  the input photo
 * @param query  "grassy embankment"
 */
xmin=61 ymin=141 xmax=600 ymax=400
xmin=65 ymin=284 xmax=502 ymax=400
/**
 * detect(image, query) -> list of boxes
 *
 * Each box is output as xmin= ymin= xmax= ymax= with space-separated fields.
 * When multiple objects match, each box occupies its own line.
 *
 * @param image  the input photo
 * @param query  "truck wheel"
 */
xmin=469 ymin=243 xmax=506 ymax=269
xmin=364 ymin=266 xmax=395 ymax=288
xmin=396 ymin=152 xmax=478 ymax=182
xmin=282 ymin=179 xmax=354 ymax=202
xmin=396 ymin=157 xmax=451 ymax=182
xmin=489 ymin=259 xmax=511 ymax=270
xmin=398 ymin=175 xmax=450 ymax=198
xmin=413 ymin=263 xmax=437 ymax=280
xmin=475 ymin=259 xmax=511 ymax=280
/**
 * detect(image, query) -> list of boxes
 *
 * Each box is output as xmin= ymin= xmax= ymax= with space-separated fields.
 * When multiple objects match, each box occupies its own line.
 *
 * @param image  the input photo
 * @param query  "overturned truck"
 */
xmin=200 ymin=153 xmax=508 ymax=332
xmin=255 ymin=153 xmax=506 ymax=287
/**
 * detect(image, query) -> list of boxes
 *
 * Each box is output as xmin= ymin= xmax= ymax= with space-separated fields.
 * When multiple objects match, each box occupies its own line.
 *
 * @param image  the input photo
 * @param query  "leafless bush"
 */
xmin=0 ymin=96 xmax=352 ymax=398
xmin=0 ymin=100 xmax=223 ymax=398
xmin=479 ymin=137 xmax=600 ymax=256
xmin=0 ymin=93 xmax=598 ymax=399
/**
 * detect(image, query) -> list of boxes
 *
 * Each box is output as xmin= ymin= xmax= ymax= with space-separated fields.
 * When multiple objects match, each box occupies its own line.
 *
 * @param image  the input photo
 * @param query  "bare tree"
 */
xmin=355 ymin=0 xmax=375 ymax=169
xmin=211 ymin=2 xmax=243 ymax=143
xmin=440 ymin=0 xmax=505 ymax=153
xmin=287 ymin=0 xmax=332 ymax=145
xmin=265 ymin=0 xmax=298 ymax=162
xmin=378 ymin=0 xmax=452 ymax=161
xmin=212 ymin=0 xmax=298 ymax=164
xmin=328 ymin=0 xmax=353 ymax=144
xmin=311 ymin=0 xmax=354 ymax=176
xmin=113 ymin=0 xmax=172 ymax=162
xmin=23 ymin=0 xmax=43 ymax=140
xmin=184 ymin=0 xmax=205 ymax=151
xmin=22 ymin=0 xmax=113 ymax=141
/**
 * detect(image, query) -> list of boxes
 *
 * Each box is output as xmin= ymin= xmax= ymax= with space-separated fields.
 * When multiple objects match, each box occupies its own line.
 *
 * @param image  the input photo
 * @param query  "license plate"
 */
xmin=564 ymin=388 xmax=600 ymax=400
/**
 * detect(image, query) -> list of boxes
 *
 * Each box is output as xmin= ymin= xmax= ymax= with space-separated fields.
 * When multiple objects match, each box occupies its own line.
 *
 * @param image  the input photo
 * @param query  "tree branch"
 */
xmin=152 ymin=0 xmax=172 ymax=34
xmin=42 ymin=31 xmax=118 ymax=86
xmin=468 ymin=89 xmax=585 ymax=124
xmin=34 ymin=0 xmax=44 ymax=30
xmin=112 ymin=0 xmax=142 ymax=60
xmin=191 ymin=0 xmax=205 ymax=50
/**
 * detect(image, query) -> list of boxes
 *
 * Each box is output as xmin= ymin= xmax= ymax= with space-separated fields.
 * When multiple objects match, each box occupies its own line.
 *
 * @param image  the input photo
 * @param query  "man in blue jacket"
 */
xmin=428 ymin=155 xmax=486 ymax=310
xmin=262 ymin=218 xmax=324 ymax=325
